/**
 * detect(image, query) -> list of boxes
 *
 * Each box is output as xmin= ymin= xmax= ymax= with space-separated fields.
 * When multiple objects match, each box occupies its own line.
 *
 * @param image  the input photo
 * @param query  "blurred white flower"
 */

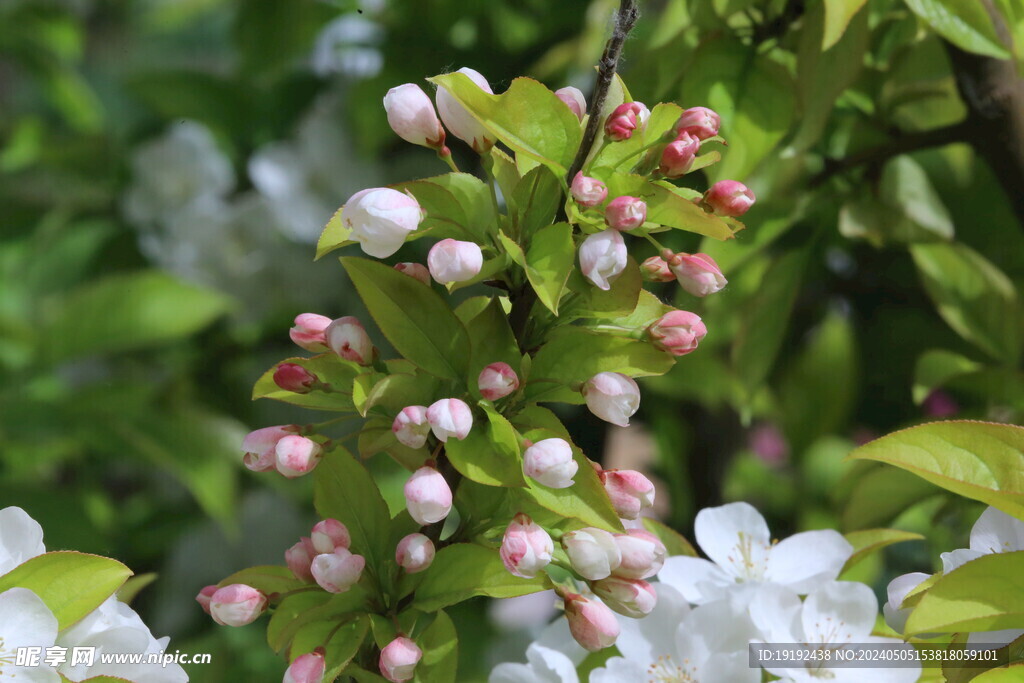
xmin=311 ymin=16 xmax=383 ymax=78
xmin=0 ymin=506 xmax=45 ymax=576
xmin=489 ymin=619 xmax=586 ymax=683
xmin=0 ymin=588 xmax=60 ymax=683
xmin=488 ymin=591 xmax=558 ymax=632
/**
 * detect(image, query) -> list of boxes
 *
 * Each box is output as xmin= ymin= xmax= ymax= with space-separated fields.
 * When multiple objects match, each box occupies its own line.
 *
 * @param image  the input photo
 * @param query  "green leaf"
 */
xmin=913 ymin=349 xmax=982 ymax=404
xmin=841 ymin=529 xmax=925 ymax=573
xmin=903 ymin=0 xmax=1011 ymax=59
xmin=564 ymin=259 xmax=643 ymax=319
xmin=0 ymin=551 xmax=131 ymax=630
xmin=218 ymin=565 xmax=308 ymax=594
xmin=363 ymin=372 xmax=439 ymax=416
xmin=234 ymin=0 xmax=336 ymax=74
xmin=642 ymin=518 xmax=698 ymax=557
xmin=45 ymin=270 xmax=230 ymax=361
xmin=590 ymin=290 xmax=673 ymax=331
xmin=342 ymin=257 xmax=472 ymax=381
xmin=308 ymin=615 xmax=369 ymax=678
xmin=464 ymin=298 xmax=521 ymax=398
xmin=399 ymin=173 xmax=498 ymax=243
xmin=590 ymin=102 xmax=682 ymax=172
xmin=511 ymin=165 xmax=563 ymax=237
xmin=823 ymin=0 xmax=870 ymax=49
xmin=428 ymin=74 xmax=582 ymax=176
xmin=527 ymin=328 xmax=675 ymax=403
xmin=841 ymin=465 xmax=940 ymax=530
xmin=905 ymin=551 xmax=1024 ymax=635
xmin=847 ymin=421 xmax=1024 ymax=520
xmin=911 ymin=243 xmax=1020 ymax=364
xmin=314 ymin=447 xmax=393 ymax=580
xmin=416 ymin=610 xmax=459 ymax=683
xmin=969 ymin=665 xmax=1024 ymax=682
xmin=316 ymin=207 xmax=352 ymax=260
xmin=445 ymin=405 xmax=526 ymax=487
xmin=412 ymin=544 xmax=551 ymax=612
xmin=524 ymin=222 xmax=575 ymax=314
xmin=600 ymin=173 xmax=738 ymax=241
xmin=252 ymin=354 xmax=363 ymax=412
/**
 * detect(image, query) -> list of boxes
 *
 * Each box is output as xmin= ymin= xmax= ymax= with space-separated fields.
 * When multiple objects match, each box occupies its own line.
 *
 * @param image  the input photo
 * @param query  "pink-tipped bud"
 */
xmin=563 ymin=527 xmax=622 ymax=580
xmin=273 ymin=363 xmax=318 ymax=394
xmin=436 ymin=67 xmax=494 ymax=153
xmin=284 ymin=650 xmax=326 ymax=683
xmin=579 ymin=230 xmax=627 ymax=291
xmin=342 ymin=187 xmax=423 ymax=258
xmin=570 ymin=172 xmax=608 ymax=208
xmin=379 ymin=636 xmax=422 ymax=683
xmin=395 ymin=533 xmax=435 ymax=573
xmin=640 ymin=256 xmax=675 ymax=282
xmin=647 ymin=310 xmax=707 ymax=356
xmin=612 ymin=529 xmax=666 ymax=579
xmin=523 ymin=438 xmax=578 ymax=489
xmin=500 ymin=513 xmax=554 ymax=579
xmin=394 ymin=262 xmax=432 ymax=286
xmin=604 ymin=102 xmax=647 ymax=141
xmin=195 ymin=585 xmax=218 ymax=615
xmin=555 ymin=86 xmax=587 ymax=120
xmin=604 ymin=196 xmax=647 ymax=231
xmin=242 ymin=425 xmax=296 ymax=472
xmin=600 ymin=469 xmax=656 ymax=520
xmin=427 ymin=238 xmax=483 ymax=283
xmin=311 ymin=519 xmax=351 ymax=554
xmin=310 ymin=548 xmax=365 ymax=593
xmin=564 ymin=593 xmax=620 ymax=651
xmin=478 ymin=362 xmax=519 ymax=400
xmin=285 ymin=537 xmax=317 ymax=582
xmin=325 ymin=316 xmax=374 ymax=365
xmin=704 ymin=180 xmax=756 ymax=217
xmin=425 ymin=398 xmax=473 ymax=442
xmin=582 ymin=372 xmax=640 ymax=427
xmin=667 ymin=252 xmax=727 ymax=297
xmin=275 ymin=435 xmax=324 ymax=478
xmin=209 ymin=584 xmax=267 ymax=627
xmin=289 ymin=313 xmax=332 ymax=352
xmin=590 ymin=576 xmax=657 ymax=618
xmin=658 ymin=132 xmax=700 ymax=178
xmin=384 ymin=83 xmax=446 ymax=149
xmin=674 ymin=106 xmax=721 ymax=140
xmin=404 ymin=466 xmax=453 ymax=525
xmin=392 ymin=405 xmax=431 ymax=449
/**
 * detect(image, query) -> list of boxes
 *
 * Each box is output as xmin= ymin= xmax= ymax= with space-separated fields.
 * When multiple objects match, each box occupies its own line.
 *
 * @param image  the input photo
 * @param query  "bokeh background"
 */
xmin=2 ymin=0 xmax=1022 ymax=680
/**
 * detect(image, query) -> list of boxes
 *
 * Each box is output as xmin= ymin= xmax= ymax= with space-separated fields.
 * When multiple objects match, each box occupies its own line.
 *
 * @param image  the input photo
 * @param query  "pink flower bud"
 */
xmin=563 ymin=527 xmax=622 ymax=580
xmin=579 ymin=230 xmax=627 ymax=291
xmin=394 ymin=262 xmax=432 ymax=286
xmin=284 ymin=650 xmax=326 ymax=683
xmin=604 ymin=196 xmax=647 ymax=231
xmin=555 ymin=86 xmax=587 ymax=120
xmin=658 ymin=132 xmax=700 ymax=178
xmin=325 ymin=316 xmax=374 ymax=365
xmin=704 ymin=180 xmax=756 ymax=217
xmin=500 ymin=513 xmax=554 ymax=579
xmin=640 ymin=256 xmax=674 ymax=282
xmin=478 ymin=362 xmax=519 ymax=400
xmin=667 ymin=252 xmax=727 ymax=297
xmin=436 ymin=67 xmax=494 ymax=153
xmin=273 ymin=363 xmax=318 ymax=393
xmin=209 ymin=584 xmax=267 ymax=627
xmin=395 ymin=533 xmax=435 ymax=573
xmin=384 ymin=83 xmax=446 ymax=149
xmin=590 ymin=576 xmax=657 ymax=618
xmin=242 ymin=425 xmax=296 ymax=472
xmin=195 ymin=585 xmax=218 ymax=615
xmin=604 ymin=102 xmax=647 ymax=141
xmin=311 ymin=519 xmax=351 ymax=554
xmin=612 ymin=529 xmax=666 ymax=579
xmin=379 ymin=636 xmax=422 ymax=683
xmin=275 ymin=435 xmax=324 ymax=478
xmin=564 ymin=593 xmax=619 ymax=651
xmin=310 ymin=548 xmax=365 ymax=593
xmin=523 ymin=438 xmax=578 ymax=489
xmin=425 ymin=398 xmax=473 ymax=442
xmin=600 ymin=469 xmax=655 ymax=520
xmin=392 ymin=405 xmax=431 ymax=449
xmin=342 ymin=187 xmax=423 ymax=258
xmin=427 ymin=238 xmax=483 ymax=283
xmin=647 ymin=310 xmax=707 ymax=356
xmin=582 ymin=372 xmax=640 ymax=427
xmin=403 ymin=466 xmax=453 ymax=525
xmin=289 ymin=313 xmax=332 ymax=352
xmin=285 ymin=537 xmax=317 ymax=582
xmin=674 ymin=106 xmax=721 ymax=140
xmin=570 ymin=172 xmax=608 ymax=207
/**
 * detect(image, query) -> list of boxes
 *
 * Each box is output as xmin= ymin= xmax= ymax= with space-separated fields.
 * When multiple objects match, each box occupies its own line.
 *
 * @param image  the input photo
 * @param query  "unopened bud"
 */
xmin=436 ymin=67 xmax=494 ymax=153
xmin=275 ymin=435 xmax=324 ymax=478
xmin=590 ymin=576 xmax=657 ymax=618
xmin=478 ymin=362 xmax=519 ymax=400
xmin=563 ymin=527 xmax=621 ymax=580
xmin=396 ymin=533 xmax=435 ymax=573
xmin=343 ymin=187 xmax=423 ymax=258
xmin=612 ymin=529 xmax=666 ymax=579
xmin=427 ymin=239 xmax=483 ymax=283
xmin=325 ymin=316 xmax=374 ymax=365
xmin=667 ymin=252 xmax=727 ymax=297
xmin=209 ymin=584 xmax=267 ymax=627
xmin=284 ymin=650 xmax=326 ymax=683
xmin=640 ymin=256 xmax=674 ymax=282
xmin=426 ymin=398 xmax=473 ymax=442
xmin=704 ymin=180 xmax=755 ymax=217
xmin=310 ymin=548 xmax=365 ymax=593
xmin=242 ymin=425 xmax=296 ymax=472
xmin=523 ymin=438 xmax=578 ymax=489
xmin=604 ymin=196 xmax=647 ymax=231
xmin=647 ymin=310 xmax=707 ymax=356
xmin=195 ymin=585 xmax=217 ymax=615
xmin=392 ymin=405 xmax=431 ymax=449
xmin=384 ymin=83 xmax=446 ymax=149
xmin=404 ymin=466 xmax=453 ymax=525
xmin=285 ymin=537 xmax=317 ymax=582
xmin=394 ymin=262 xmax=432 ymax=286
xmin=658 ymin=132 xmax=700 ymax=178
xmin=563 ymin=593 xmax=619 ymax=651
xmin=604 ymin=102 xmax=648 ymax=141
xmin=555 ymin=86 xmax=587 ymax=120
xmin=289 ymin=313 xmax=332 ymax=352
xmin=500 ymin=513 xmax=553 ymax=579
xmin=311 ymin=519 xmax=351 ymax=554
xmin=273 ymin=363 xmax=318 ymax=393
xmin=601 ymin=469 xmax=655 ymax=520
xmin=379 ymin=636 xmax=422 ymax=683
xmin=582 ymin=372 xmax=640 ymax=428
xmin=674 ymin=106 xmax=721 ymax=140
xmin=579 ymin=230 xmax=627 ymax=291
xmin=570 ymin=172 xmax=608 ymax=207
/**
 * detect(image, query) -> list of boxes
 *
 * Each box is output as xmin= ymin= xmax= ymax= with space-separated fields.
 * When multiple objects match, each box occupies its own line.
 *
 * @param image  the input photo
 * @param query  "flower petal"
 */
xmin=970 ymin=506 xmax=1024 ymax=554
xmin=525 ymin=644 xmax=579 ymax=683
xmin=488 ymin=663 xmax=545 ymax=683
xmin=589 ymin=657 xmax=647 ymax=683
xmin=0 ymin=506 xmax=46 ymax=575
xmin=765 ymin=530 xmax=852 ymax=593
xmin=694 ymin=502 xmax=771 ymax=581
xmin=801 ymin=581 xmax=877 ymax=644
xmin=748 ymin=583 xmax=803 ymax=643
xmin=941 ymin=548 xmax=984 ymax=573
xmin=614 ymin=583 xmax=689 ymax=665
xmin=657 ymin=556 xmax=731 ymax=604
xmin=0 ymin=588 xmax=58 ymax=651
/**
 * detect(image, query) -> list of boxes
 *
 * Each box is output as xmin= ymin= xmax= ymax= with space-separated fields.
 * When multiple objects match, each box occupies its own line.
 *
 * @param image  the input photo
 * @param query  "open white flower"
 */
xmin=590 ymin=584 xmax=759 ymax=683
xmin=0 ymin=506 xmax=46 ymax=576
xmin=658 ymin=502 xmax=852 ymax=605
xmin=0 ymin=588 xmax=60 ymax=683
xmin=749 ymin=581 xmax=919 ymax=683
xmin=488 ymin=619 xmax=585 ymax=683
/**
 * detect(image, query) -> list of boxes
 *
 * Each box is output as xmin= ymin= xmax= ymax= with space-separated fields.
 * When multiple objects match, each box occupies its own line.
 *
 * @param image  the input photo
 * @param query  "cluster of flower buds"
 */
xmin=242 ymin=426 xmax=323 ymax=478
xmin=282 ymin=519 xmax=366 ymax=594
xmin=288 ymin=312 xmax=377 ymax=365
